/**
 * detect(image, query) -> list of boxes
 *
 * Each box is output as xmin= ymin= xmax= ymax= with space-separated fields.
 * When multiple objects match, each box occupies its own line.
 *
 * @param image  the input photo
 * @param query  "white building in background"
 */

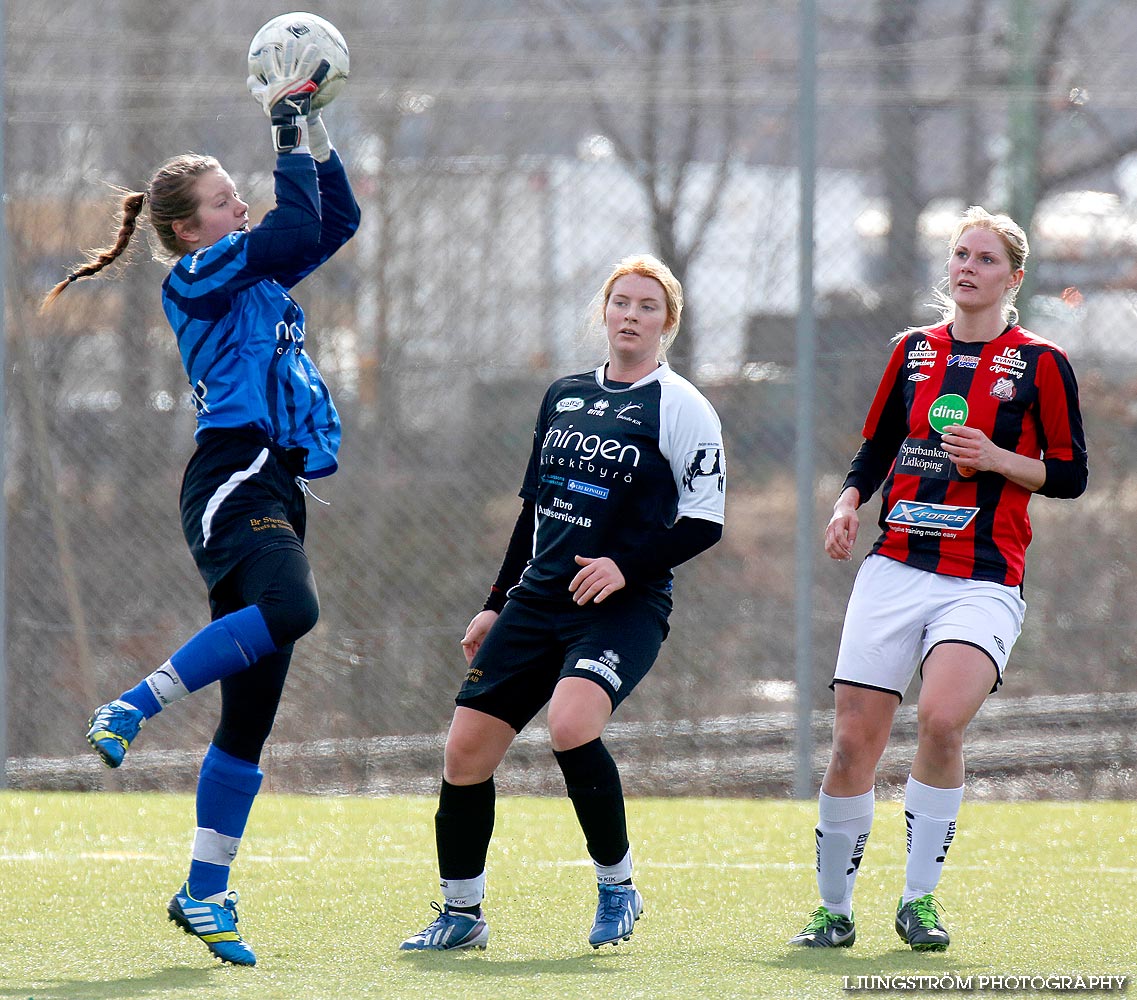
xmin=360 ymin=154 xmax=872 ymax=379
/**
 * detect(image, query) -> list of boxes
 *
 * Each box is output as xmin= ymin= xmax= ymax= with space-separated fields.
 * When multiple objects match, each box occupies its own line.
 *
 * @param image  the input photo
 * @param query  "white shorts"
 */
xmin=832 ymin=555 xmax=1026 ymax=701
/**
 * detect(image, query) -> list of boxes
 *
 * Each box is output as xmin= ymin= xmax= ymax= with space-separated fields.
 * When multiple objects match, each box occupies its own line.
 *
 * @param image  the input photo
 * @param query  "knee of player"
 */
xmin=442 ymin=743 xmax=495 ymax=785
xmin=827 ymin=732 xmax=881 ymax=782
xmin=259 ymin=586 xmax=320 ymax=646
xmin=915 ymin=708 xmax=967 ymax=755
xmin=547 ymin=711 xmax=602 ymax=753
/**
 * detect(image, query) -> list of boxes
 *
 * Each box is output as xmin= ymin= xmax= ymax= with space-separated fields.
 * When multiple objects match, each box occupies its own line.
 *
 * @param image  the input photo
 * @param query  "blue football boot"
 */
xmin=589 ymin=884 xmax=644 ymax=948
xmin=86 ymin=700 xmax=145 ymax=768
xmin=167 ymin=882 xmax=256 ymax=966
xmin=400 ymin=901 xmax=489 ymax=951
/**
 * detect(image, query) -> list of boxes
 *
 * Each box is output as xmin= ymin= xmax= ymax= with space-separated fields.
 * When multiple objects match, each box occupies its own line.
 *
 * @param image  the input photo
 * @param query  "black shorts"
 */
xmin=456 ymin=591 xmax=670 ymax=732
xmin=180 ymin=428 xmax=308 ymax=595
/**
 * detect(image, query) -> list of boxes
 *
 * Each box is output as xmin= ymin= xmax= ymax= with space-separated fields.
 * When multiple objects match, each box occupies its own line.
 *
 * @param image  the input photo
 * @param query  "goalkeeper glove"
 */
xmin=247 ymin=40 xmax=330 ymax=154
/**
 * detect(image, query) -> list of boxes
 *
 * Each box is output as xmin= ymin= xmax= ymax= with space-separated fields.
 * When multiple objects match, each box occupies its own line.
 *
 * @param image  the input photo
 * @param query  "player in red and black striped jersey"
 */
xmin=790 ymin=207 xmax=1087 ymax=952
xmin=847 ymin=319 xmax=1085 ymax=587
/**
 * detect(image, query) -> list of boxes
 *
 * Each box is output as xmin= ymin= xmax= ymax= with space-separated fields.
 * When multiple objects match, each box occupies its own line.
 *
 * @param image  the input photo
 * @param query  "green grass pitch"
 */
xmin=1 ymin=792 xmax=1132 ymax=999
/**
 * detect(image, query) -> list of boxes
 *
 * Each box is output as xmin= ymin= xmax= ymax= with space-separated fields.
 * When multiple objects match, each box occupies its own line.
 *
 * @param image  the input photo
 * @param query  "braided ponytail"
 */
xmin=41 ymin=190 xmax=147 ymax=310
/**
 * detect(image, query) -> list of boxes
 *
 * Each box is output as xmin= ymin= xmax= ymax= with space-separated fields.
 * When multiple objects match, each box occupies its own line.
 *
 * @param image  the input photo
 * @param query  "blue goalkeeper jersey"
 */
xmin=162 ymin=151 xmax=360 ymax=479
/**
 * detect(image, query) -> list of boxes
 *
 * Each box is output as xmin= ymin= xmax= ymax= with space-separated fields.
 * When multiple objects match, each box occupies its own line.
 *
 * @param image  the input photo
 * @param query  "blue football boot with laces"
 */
xmin=589 ymin=884 xmax=644 ymax=948
xmin=167 ymin=882 xmax=256 ymax=966
xmin=400 ymin=901 xmax=489 ymax=951
xmin=86 ymin=700 xmax=145 ymax=768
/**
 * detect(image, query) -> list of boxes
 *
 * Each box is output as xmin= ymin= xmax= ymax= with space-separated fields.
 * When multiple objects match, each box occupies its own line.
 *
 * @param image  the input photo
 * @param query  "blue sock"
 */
xmin=120 ymin=606 xmax=277 ymax=719
xmin=188 ymin=744 xmax=264 ymax=899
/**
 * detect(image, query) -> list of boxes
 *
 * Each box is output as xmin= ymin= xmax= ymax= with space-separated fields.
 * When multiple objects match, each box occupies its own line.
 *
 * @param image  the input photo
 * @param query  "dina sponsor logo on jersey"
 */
xmin=542 ymin=423 xmax=641 ymax=470
xmin=556 ymin=397 xmax=585 ymax=413
xmin=927 ymin=394 xmax=968 ymax=434
xmin=588 ymin=398 xmax=611 ymax=417
xmin=947 ymin=354 xmax=980 ymax=369
xmin=885 ymin=500 xmax=979 ymax=533
xmin=990 ymin=347 xmax=1027 ymax=378
xmin=568 ymin=479 xmax=610 ymax=499
xmin=682 ymin=447 xmax=725 ymax=492
xmin=990 ymin=376 xmax=1016 ymax=401
xmin=615 ymin=402 xmax=644 ymax=425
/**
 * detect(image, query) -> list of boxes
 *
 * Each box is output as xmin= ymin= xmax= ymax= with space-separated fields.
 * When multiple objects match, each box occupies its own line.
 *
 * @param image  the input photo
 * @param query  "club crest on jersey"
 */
xmin=886 ymin=500 xmax=979 ymax=532
xmin=616 ymin=402 xmax=644 ymax=424
xmin=990 ymin=376 xmax=1016 ymax=401
xmin=682 ymin=447 xmax=725 ymax=492
xmin=556 ymin=397 xmax=585 ymax=413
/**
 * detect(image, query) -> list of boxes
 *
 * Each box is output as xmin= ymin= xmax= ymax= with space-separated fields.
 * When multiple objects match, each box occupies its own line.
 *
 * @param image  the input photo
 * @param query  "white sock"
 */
xmin=440 ymin=872 xmax=485 ymax=910
xmin=902 ymin=775 xmax=963 ymax=903
xmin=594 ymin=847 xmax=633 ymax=886
xmin=815 ymin=788 xmax=875 ymax=918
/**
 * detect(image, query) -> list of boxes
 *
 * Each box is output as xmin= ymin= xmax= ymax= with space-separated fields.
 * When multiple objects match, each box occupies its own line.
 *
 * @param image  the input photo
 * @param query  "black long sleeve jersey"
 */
xmin=509 ymin=363 xmax=727 ymax=606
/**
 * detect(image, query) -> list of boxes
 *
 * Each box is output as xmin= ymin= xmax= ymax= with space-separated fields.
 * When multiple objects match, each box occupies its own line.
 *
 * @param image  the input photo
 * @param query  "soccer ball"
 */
xmin=248 ymin=12 xmax=350 ymax=110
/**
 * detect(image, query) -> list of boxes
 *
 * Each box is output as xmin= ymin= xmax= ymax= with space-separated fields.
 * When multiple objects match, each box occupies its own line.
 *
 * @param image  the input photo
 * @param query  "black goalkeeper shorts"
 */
xmin=180 ymin=428 xmax=308 ymax=595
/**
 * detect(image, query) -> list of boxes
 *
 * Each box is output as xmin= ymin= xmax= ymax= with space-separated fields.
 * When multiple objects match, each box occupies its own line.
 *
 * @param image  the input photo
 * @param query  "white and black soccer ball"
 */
xmin=248 ymin=12 xmax=350 ymax=109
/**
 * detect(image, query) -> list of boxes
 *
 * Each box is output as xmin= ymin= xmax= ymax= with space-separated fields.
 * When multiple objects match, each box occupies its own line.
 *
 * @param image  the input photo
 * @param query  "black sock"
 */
xmin=553 ymin=738 xmax=629 ymax=866
xmin=435 ymin=776 xmax=495 ymax=904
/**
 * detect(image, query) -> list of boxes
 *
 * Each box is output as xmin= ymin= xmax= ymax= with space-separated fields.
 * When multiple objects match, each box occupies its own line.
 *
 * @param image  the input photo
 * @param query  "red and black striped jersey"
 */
xmin=843 ymin=322 xmax=1087 ymax=587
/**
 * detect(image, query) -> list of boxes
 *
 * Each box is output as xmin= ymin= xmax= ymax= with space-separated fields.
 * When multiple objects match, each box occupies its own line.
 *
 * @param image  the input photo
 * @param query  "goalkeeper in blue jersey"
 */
xmin=43 ymin=41 xmax=360 ymax=966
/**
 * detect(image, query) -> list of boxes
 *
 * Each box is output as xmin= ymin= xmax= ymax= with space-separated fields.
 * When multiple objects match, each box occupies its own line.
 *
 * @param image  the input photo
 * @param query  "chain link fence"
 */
xmin=7 ymin=0 xmax=1137 ymax=795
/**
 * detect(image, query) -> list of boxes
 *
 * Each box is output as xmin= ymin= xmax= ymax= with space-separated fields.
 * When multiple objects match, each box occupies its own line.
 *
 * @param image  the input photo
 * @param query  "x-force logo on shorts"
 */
xmin=682 ymin=447 xmax=725 ymax=492
xmin=886 ymin=500 xmax=979 ymax=532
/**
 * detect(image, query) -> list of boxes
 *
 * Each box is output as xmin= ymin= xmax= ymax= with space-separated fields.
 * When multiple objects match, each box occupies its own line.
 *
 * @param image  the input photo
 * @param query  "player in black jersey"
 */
xmin=43 ymin=41 xmax=359 ymax=965
xmin=401 ymin=255 xmax=726 ymax=953
xmin=789 ymin=207 xmax=1086 ymax=953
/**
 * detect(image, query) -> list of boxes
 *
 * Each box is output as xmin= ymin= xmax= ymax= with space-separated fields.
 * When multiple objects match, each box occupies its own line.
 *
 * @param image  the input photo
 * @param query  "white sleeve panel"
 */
xmin=658 ymin=371 xmax=727 ymax=524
